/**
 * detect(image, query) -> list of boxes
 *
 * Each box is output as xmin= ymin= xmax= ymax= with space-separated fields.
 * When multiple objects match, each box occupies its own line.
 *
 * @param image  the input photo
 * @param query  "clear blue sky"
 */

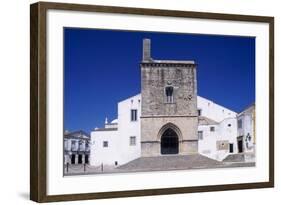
xmin=64 ymin=28 xmax=255 ymax=133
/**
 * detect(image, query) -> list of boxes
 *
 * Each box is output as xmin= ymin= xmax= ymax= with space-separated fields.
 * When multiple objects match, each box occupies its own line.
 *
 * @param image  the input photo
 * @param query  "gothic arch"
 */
xmin=157 ymin=123 xmax=183 ymax=142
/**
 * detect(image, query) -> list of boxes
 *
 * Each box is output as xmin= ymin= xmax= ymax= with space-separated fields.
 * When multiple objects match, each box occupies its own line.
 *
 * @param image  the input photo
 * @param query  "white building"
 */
xmin=91 ymin=94 xmax=141 ymax=166
xmin=64 ymin=130 xmax=91 ymax=165
xmin=236 ymin=104 xmax=255 ymax=162
xmin=90 ymin=94 xmax=239 ymax=166
xmin=197 ymin=96 xmax=238 ymax=161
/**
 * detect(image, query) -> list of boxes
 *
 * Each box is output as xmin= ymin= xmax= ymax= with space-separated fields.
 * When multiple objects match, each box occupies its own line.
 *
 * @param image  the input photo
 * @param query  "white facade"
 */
xmin=64 ymin=130 xmax=91 ymax=165
xmin=91 ymin=129 xmax=119 ymax=166
xmin=197 ymin=96 xmax=237 ymax=122
xmin=90 ymin=94 xmax=243 ymax=166
xmin=117 ymin=94 xmax=141 ymax=165
xmin=90 ymin=94 xmax=141 ymax=166
xmin=197 ymin=96 xmax=238 ymax=161
xmin=198 ymin=118 xmax=238 ymax=161
xmin=237 ymin=104 xmax=255 ymax=157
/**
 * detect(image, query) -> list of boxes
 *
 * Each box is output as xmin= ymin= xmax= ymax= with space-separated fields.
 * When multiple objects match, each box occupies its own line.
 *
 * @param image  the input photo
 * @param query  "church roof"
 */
xmin=198 ymin=116 xmax=219 ymax=125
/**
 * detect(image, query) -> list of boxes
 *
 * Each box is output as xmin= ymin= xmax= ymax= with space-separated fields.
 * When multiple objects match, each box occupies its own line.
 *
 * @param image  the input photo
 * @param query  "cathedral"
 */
xmin=89 ymin=39 xmax=254 ymax=167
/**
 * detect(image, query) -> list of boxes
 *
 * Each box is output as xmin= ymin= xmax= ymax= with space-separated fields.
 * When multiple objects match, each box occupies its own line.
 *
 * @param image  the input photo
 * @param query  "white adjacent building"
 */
xmin=91 ymin=94 xmax=141 ymax=166
xmin=64 ymin=130 xmax=91 ymax=165
xmin=236 ymin=104 xmax=255 ymax=162
xmin=197 ymin=96 xmax=238 ymax=161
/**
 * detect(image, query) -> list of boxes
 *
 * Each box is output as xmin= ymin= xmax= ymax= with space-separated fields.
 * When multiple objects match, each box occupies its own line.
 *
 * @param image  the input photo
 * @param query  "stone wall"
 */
xmin=140 ymin=62 xmax=198 ymax=156
xmin=141 ymin=116 xmax=198 ymax=156
xmin=141 ymin=63 xmax=197 ymax=117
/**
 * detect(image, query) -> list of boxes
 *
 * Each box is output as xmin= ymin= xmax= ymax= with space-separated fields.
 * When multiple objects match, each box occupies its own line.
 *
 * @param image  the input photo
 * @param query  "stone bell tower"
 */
xmin=140 ymin=39 xmax=198 ymax=157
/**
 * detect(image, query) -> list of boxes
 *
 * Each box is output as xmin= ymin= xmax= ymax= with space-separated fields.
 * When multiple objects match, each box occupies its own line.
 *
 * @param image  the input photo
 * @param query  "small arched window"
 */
xmin=165 ymin=86 xmax=174 ymax=103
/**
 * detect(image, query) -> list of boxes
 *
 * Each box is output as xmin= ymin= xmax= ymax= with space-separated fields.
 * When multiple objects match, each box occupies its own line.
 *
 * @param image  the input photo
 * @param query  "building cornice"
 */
xmin=64 ymin=130 xmax=90 ymax=138
xmin=141 ymin=62 xmax=196 ymax=67
xmin=64 ymin=136 xmax=90 ymax=140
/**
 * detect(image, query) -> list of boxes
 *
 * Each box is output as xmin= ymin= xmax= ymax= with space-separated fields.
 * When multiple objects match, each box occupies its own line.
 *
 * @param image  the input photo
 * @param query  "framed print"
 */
xmin=30 ymin=1 xmax=274 ymax=202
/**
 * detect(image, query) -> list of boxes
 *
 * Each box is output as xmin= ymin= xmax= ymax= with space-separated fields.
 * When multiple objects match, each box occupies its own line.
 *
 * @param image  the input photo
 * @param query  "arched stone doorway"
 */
xmin=161 ymin=128 xmax=179 ymax=155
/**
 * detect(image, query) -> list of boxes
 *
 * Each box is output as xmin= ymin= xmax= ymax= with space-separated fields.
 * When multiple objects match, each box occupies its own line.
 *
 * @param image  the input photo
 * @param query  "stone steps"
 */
xmin=117 ymin=154 xmax=223 ymax=171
